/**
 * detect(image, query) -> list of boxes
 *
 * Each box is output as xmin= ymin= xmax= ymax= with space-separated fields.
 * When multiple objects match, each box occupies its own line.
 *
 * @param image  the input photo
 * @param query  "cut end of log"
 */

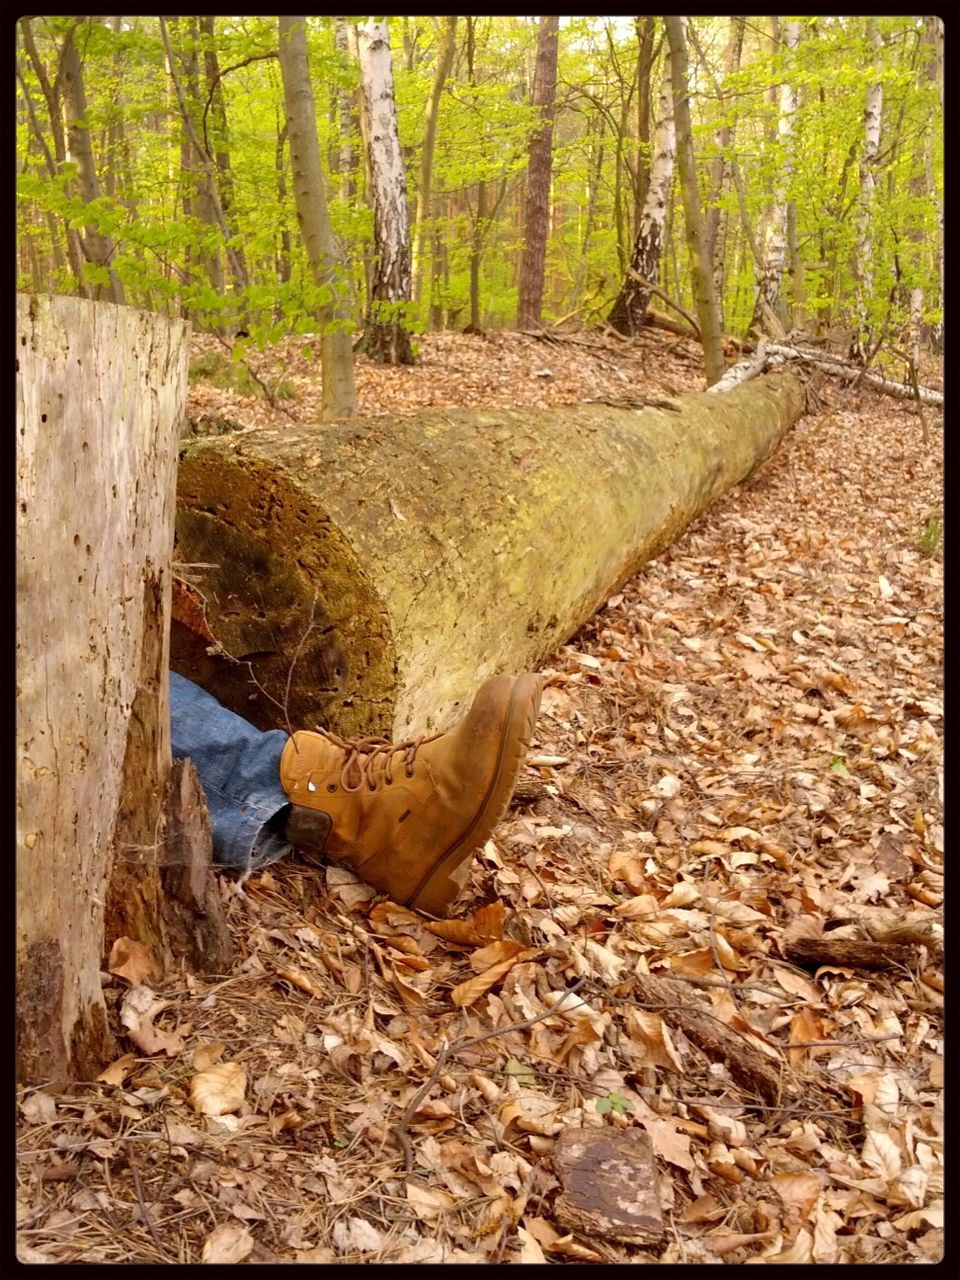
xmin=174 ymin=441 xmax=396 ymax=737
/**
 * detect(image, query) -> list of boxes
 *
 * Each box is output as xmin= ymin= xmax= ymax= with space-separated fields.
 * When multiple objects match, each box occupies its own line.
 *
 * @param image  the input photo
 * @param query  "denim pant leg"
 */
xmin=169 ymin=671 xmax=293 ymax=875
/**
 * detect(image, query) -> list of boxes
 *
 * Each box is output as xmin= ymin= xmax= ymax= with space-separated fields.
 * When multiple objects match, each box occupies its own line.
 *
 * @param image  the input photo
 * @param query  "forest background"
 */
xmin=16 ymin=15 xmax=943 ymax=377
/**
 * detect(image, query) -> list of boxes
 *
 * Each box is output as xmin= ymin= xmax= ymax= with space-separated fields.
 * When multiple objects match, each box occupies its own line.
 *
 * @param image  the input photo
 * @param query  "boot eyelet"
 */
xmin=405 ymin=768 xmax=415 ymax=779
xmin=327 ymin=783 xmax=337 ymax=793
xmin=368 ymin=782 xmax=377 ymax=793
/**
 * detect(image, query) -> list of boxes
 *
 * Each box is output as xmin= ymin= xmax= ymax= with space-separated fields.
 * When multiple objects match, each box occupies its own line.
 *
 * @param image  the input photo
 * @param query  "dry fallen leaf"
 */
xmin=96 ymin=1053 xmax=138 ymax=1087
xmin=451 ymin=949 xmax=538 ymax=1008
xmin=108 ymin=937 xmax=160 ymax=986
xmin=119 ymin=985 xmax=191 ymax=1057
xmin=192 ymin=1040 xmax=225 ymax=1072
xmin=190 ymin=1062 xmax=247 ymax=1116
xmin=19 ymin=1091 xmax=57 ymax=1125
xmin=201 ymin=1222 xmax=254 ymax=1264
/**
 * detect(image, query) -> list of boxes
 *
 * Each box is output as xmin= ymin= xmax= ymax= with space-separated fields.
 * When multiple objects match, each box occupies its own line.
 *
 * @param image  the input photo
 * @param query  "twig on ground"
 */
xmin=391 ymin=977 xmax=588 ymax=1171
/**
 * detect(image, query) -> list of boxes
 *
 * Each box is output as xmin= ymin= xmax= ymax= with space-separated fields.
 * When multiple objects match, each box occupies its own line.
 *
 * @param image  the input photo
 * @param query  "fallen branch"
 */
xmin=707 ymin=341 xmax=771 ymax=394
xmin=627 ymin=269 xmax=701 ymax=338
xmin=781 ymin=935 xmax=919 ymax=973
xmin=630 ymin=972 xmax=794 ymax=1107
xmin=765 ymin=343 xmax=943 ymax=406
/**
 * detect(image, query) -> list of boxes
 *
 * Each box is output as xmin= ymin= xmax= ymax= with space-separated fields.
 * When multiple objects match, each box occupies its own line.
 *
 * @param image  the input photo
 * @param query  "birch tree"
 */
xmin=516 ymin=14 xmax=560 ymax=329
xmin=853 ymin=18 xmax=883 ymax=359
xmin=277 ymin=16 xmax=356 ymax=419
xmin=356 ymin=18 xmax=415 ymax=364
xmin=607 ymin=39 xmax=676 ymax=335
xmin=918 ymin=16 xmax=943 ymax=355
xmin=750 ymin=20 xmax=799 ymax=337
xmin=664 ymin=16 xmax=725 ymax=386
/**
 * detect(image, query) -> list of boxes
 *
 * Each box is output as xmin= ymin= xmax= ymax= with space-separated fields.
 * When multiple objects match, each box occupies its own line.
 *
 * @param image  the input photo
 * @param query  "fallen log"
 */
xmin=173 ymin=370 xmax=805 ymax=740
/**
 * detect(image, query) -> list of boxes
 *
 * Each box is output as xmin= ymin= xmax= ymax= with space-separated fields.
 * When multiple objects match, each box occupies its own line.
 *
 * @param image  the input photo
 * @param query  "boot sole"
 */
xmin=407 ymin=673 xmax=544 ymax=916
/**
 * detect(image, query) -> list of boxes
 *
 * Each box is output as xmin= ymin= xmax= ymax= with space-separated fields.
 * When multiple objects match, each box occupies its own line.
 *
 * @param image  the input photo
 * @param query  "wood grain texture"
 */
xmin=17 ymin=294 xmax=188 ymax=1082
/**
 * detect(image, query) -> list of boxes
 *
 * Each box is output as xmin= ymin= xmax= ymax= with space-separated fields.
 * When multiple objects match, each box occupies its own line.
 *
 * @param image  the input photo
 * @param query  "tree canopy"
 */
xmin=17 ymin=16 xmax=942 ymax=353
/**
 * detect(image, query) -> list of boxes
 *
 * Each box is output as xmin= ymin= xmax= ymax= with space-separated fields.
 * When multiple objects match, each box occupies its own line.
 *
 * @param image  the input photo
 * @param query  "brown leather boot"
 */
xmin=279 ymin=674 xmax=543 ymax=916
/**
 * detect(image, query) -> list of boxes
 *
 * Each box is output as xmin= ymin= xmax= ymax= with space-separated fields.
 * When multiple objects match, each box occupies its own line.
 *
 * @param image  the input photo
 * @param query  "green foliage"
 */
xmin=16 ymin=15 xmax=941 ymax=350
xmin=915 ymin=512 xmax=943 ymax=560
xmin=595 ymin=1091 xmax=635 ymax=1117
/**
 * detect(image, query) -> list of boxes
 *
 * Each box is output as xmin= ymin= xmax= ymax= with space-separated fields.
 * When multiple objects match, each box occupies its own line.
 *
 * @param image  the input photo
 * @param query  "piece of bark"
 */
xmin=104 ymin=759 xmax=233 ymax=978
xmin=632 ymin=972 xmax=791 ymax=1106
xmin=781 ymin=935 xmax=916 ymax=973
xmin=553 ymin=1127 xmax=664 ymax=1245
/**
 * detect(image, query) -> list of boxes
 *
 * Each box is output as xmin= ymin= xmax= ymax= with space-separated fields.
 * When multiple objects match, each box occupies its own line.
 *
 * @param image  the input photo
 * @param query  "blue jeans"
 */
xmin=169 ymin=672 xmax=293 ymax=875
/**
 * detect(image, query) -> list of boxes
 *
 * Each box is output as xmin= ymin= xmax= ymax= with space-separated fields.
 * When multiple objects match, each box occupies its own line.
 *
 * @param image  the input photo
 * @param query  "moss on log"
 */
xmin=173 ymin=370 xmax=804 ymax=739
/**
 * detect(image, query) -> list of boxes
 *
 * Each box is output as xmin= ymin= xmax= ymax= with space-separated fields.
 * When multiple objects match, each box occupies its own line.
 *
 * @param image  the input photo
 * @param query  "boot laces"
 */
xmin=318 ymin=729 xmax=440 ymax=792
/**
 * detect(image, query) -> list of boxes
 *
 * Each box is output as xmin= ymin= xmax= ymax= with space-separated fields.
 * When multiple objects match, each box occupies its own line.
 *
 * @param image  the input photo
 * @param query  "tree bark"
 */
xmin=516 ymin=15 xmax=560 ymax=329
xmin=749 ymin=20 xmax=799 ymax=337
xmin=702 ymin=16 xmax=744 ymax=312
xmin=58 ymin=24 xmax=125 ymax=305
xmin=632 ymin=17 xmax=656 ymax=233
xmin=278 ymin=16 xmax=356 ymax=419
xmin=607 ymin=46 xmax=676 ymax=336
xmin=333 ymin=17 xmax=357 ymax=205
xmin=356 ymin=19 xmax=415 ymax=364
xmin=411 ymin=16 xmax=457 ymax=306
xmin=172 ymin=372 xmax=804 ymax=744
xmin=664 ymin=16 xmax=726 ymax=386
xmin=200 ymin=15 xmax=248 ymax=313
xmin=171 ymin=16 xmax=223 ymax=322
xmin=16 ymin=294 xmax=229 ymax=1085
xmin=853 ymin=18 xmax=883 ymax=360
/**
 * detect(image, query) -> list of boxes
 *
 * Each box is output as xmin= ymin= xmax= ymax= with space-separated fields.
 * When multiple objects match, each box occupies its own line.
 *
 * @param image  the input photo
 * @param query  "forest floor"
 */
xmin=18 ymin=325 xmax=943 ymax=1264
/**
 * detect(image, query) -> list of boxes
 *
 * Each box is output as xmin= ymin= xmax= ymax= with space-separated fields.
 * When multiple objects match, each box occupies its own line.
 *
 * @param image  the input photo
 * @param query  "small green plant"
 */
xmin=917 ymin=513 xmax=943 ymax=560
xmin=595 ymin=1091 xmax=635 ymax=1117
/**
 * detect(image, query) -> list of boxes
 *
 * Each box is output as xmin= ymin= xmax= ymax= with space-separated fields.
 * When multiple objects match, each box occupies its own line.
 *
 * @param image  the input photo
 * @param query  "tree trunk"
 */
xmin=20 ymin=18 xmax=88 ymax=296
xmin=59 ymin=25 xmax=125 ymax=305
xmin=172 ymin=371 xmax=804 ymax=744
xmin=921 ymin=16 xmax=942 ymax=354
xmin=334 ymin=17 xmax=357 ymax=205
xmin=356 ymin=19 xmax=415 ymax=364
xmin=278 ymin=16 xmax=356 ymax=419
xmin=853 ymin=18 xmax=883 ymax=360
xmin=346 ymin=19 xmax=376 ymax=308
xmin=750 ymin=20 xmax=799 ymax=337
xmin=159 ymin=18 xmax=249 ymax=301
xmin=172 ymin=16 xmax=223 ymax=323
xmin=703 ymin=16 xmax=744 ymax=313
xmin=275 ymin=122 xmax=292 ymax=306
xmin=632 ymin=17 xmax=656 ymax=233
xmin=200 ymin=15 xmax=248 ymax=315
xmin=607 ymin=47 xmax=676 ymax=336
xmin=568 ymin=118 xmax=605 ymax=312
xmin=412 ymin=15 xmax=457 ymax=306
xmin=17 ymin=294 xmax=229 ymax=1086
xmin=665 ymin=16 xmax=726 ymax=386
xmin=516 ymin=15 xmax=560 ymax=329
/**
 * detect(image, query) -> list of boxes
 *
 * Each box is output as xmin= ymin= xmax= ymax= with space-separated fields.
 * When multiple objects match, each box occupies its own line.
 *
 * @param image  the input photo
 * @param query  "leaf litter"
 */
xmin=18 ymin=327 xmax=942 ymax=1263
